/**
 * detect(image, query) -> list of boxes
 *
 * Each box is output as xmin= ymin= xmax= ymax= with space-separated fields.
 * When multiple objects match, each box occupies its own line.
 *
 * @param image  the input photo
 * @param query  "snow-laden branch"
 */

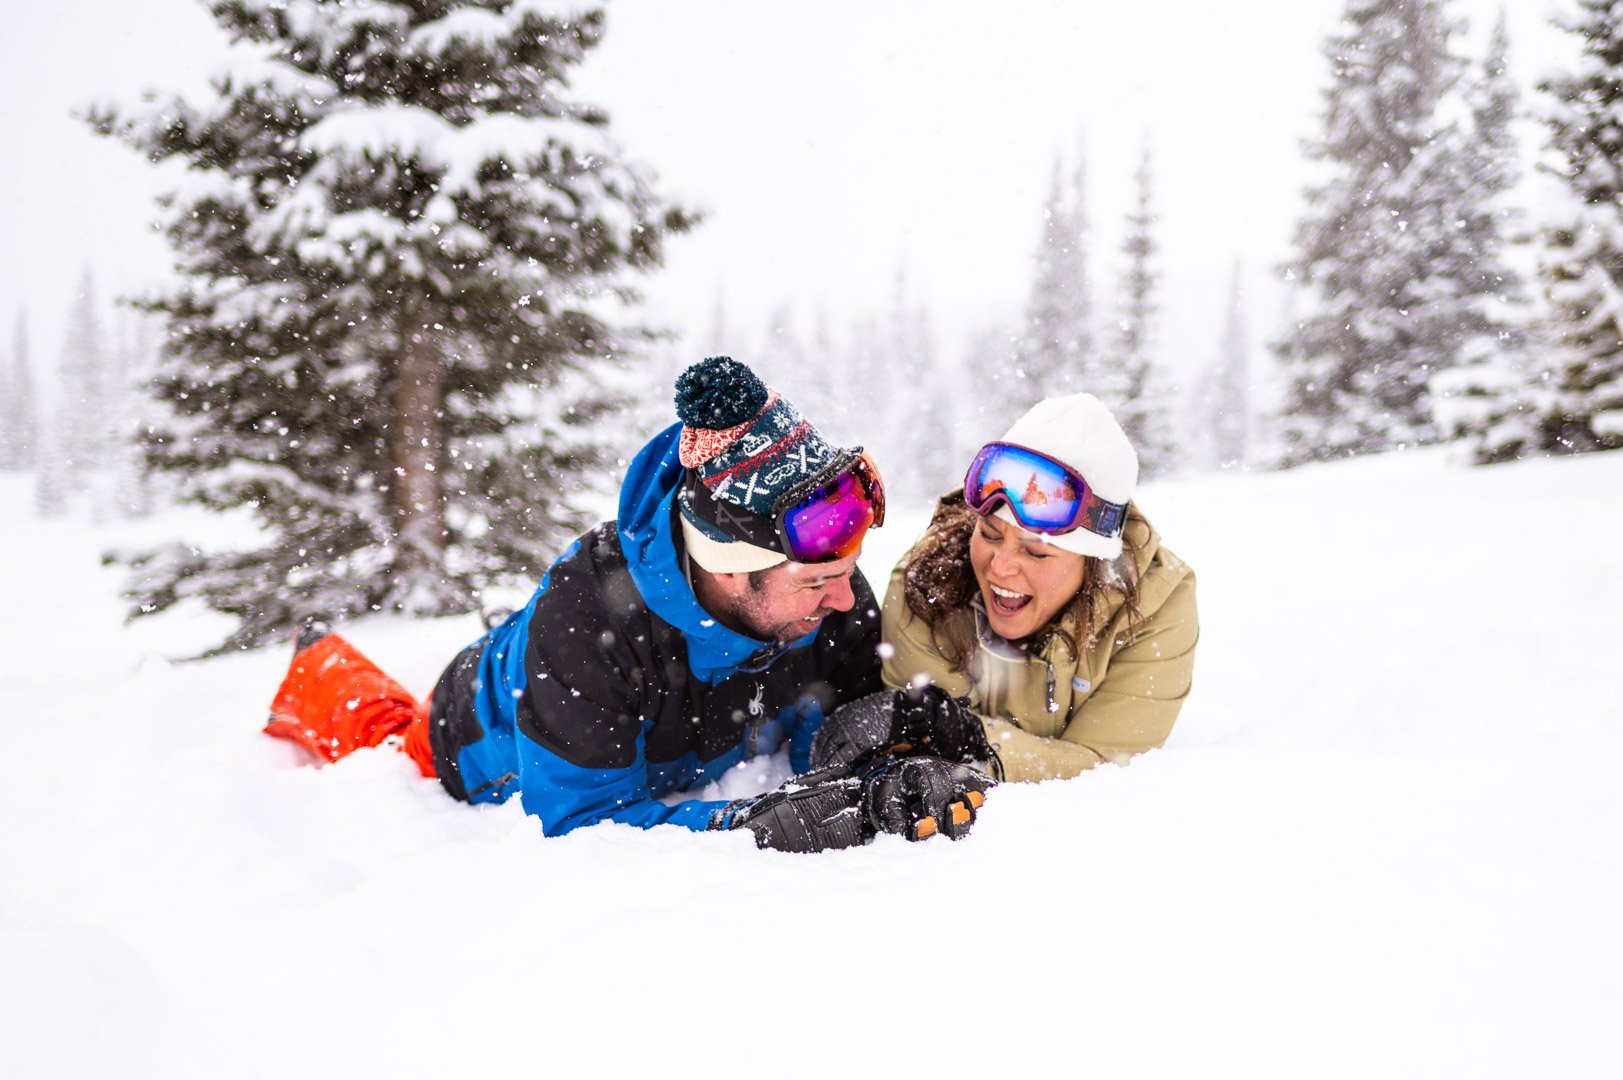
xmin=277 ymin=0 xmax=411 ymax=45
xmin=213 ymin=47 xmax=339 ymax=101
xmin=408 ymin=7 xmax=512 ymax=55
xmin=299 ymin=104 xmax=616 ymax=196
xmin=409 ymin=0 xmax=600 ymax=56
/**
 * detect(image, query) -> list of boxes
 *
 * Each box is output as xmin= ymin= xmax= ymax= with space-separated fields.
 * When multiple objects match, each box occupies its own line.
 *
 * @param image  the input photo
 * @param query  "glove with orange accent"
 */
xmin=708 ymin=765 xmax=868 ymax=854
xmin=857 ymin=754 xmax=995 ymax=842
xmin=812 ymin=686 xmax=1000 ymax=775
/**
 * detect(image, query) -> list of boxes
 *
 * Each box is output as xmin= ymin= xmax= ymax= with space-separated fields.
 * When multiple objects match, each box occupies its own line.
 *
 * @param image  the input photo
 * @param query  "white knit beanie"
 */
xmin=990 ymin=392 xmax=1139 ymax=559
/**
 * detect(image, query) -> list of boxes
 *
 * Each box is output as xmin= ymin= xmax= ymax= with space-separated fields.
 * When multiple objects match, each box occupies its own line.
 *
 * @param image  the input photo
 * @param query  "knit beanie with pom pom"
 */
xmin=673 ymin=356 xmax=845 ymax=573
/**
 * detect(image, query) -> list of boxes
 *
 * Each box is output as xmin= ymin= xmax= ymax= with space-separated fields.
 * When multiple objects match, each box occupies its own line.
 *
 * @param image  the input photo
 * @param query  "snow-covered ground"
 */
xmin=2 ymin=449 xmax=1619 ymax=1078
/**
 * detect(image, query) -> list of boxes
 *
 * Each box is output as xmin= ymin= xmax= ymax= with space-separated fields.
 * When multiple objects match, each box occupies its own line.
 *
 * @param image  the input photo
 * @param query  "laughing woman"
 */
xmin=880 ymin=393 xmax=1198 ymax=782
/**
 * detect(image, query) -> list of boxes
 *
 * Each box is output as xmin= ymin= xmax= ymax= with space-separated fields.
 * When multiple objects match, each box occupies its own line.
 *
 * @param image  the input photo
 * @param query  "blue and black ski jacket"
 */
xmin=424 ymin=423 xmax=883 ymax=835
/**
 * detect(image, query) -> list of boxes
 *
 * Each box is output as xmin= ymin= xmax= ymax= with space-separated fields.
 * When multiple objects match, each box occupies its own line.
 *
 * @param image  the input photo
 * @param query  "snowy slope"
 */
xmin=2 ymin=449 xmax=1619 ymax=1079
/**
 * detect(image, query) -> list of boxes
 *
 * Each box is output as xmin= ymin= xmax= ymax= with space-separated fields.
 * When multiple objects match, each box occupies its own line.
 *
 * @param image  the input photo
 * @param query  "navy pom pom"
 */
xmin=674 ymin=356 xmax=768 ymax=429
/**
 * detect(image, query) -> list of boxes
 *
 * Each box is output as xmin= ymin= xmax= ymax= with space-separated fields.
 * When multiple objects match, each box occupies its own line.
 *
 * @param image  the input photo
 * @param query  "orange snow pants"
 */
xmin=264 ymin=633 xmax=437 ymax=778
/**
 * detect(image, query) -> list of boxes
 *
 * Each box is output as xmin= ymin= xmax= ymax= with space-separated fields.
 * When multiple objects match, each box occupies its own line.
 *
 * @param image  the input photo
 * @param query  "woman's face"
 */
xmin=968 ymin=511 xmax=1086 ymax=641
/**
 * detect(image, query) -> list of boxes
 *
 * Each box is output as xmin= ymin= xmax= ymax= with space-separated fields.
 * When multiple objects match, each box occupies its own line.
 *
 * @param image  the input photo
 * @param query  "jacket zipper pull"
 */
xmin=1045 ymin=666 xmax=1060 ymax=714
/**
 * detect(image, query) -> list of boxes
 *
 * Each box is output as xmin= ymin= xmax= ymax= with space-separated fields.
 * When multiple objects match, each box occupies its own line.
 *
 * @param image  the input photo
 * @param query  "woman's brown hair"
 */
xmin=900 ymin=496 xmax=1141 ymax=673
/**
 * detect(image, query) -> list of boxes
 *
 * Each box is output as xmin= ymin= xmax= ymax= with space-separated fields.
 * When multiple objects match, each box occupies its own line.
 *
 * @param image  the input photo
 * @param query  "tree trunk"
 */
xmin=389 ymin=301 xmax=449 ymax=608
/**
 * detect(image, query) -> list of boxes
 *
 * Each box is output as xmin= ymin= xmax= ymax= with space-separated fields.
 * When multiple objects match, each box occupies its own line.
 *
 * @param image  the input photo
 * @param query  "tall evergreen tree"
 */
xmin=890 ymin=279 xmax=953 ymax=503
xmin=1529 ymin=0 xmax=1623 ymax=455
xmin=1014 ymin=147 xmax=1092 ymax=409
xmin=1195 ymin=261 xmax=1252 ymax=471
xmin=33 ymin=425 xmax=70 ymax=517
xmin=90 ymin=0 xmax=693 ymax=651
xmin=705 ymin=286 xmax=731 ymax=357
xmin=108 ymin=313 xmax=161 ymax=518
xmin=844 ymin=268 xmax=947 ymax=505
xmin=1110 ymin=145 xmax=1175 ymax=478
xmin=808 ymin=299 xmax=840 ymax=432
xmin=1428 ymin=8 xmax=1541 ymax=462
xmin=1276 ymin=0 xmax=1478 ymax=465
xmin=787 ymin=299 xmax=856 ymax=447
xmin=760 ymin=302 xmax=808 ymax=392
xmin=0 ymin=311 xmax=40 ymax=471
xmin=755 ymin=301 xmax=839 ymax=445
xmin=960 ymin=320 xmax=1024 ymax=442
xmin=51 ymin=270 xmax=110 ymax=497
xmin=841 ymin=309 xmax=884 ymax=428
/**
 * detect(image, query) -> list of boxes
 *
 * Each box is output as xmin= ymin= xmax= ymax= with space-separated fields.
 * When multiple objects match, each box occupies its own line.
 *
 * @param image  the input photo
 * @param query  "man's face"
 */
xmin=723 ymin=552 xmax=863 ymax=643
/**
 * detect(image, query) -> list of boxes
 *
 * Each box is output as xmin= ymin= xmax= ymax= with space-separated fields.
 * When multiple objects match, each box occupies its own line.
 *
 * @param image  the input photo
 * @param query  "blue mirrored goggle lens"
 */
xmin=965 ymin=444 xmax=1084 ymax=530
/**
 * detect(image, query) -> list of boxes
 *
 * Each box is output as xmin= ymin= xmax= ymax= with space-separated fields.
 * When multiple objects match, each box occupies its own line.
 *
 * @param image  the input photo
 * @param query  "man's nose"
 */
xmin=820 ymin=574 xmax=856 ymax=613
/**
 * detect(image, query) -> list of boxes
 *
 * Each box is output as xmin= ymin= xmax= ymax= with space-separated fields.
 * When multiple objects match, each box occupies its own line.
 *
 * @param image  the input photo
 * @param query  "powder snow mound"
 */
xmin=2 ymin=448 xmax=1621 ymax=1078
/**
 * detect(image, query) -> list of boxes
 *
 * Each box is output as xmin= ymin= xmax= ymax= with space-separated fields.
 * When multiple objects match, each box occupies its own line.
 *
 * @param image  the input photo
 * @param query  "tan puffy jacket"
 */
xmin=880 ymin=499 xmax=1198 ymax=782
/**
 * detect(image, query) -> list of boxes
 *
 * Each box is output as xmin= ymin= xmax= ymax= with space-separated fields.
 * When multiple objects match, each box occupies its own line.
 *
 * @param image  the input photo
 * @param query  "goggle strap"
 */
xmin=1085 ymin=494 xmax=1129 ymax=540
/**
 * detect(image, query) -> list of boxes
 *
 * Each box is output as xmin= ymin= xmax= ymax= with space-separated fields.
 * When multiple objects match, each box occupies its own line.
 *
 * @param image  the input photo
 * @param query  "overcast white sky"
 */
xmin=1 ymin=0 xmax=1569 ymax=391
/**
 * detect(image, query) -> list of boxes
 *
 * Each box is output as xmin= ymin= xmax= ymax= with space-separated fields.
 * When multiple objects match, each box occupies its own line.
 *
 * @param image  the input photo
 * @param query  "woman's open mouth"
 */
xmin=987 ymin=583 xmax=1032 ymax=617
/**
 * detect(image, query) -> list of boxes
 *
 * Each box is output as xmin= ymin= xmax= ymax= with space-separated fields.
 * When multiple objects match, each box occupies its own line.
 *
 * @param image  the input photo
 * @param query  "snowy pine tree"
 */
xmin=837 ymin=269 xmax=949 ymax=504
xmin=90 ymin=0 xmax=693 ymax=651
xmin=1110 ymin=145 xmax=1175 ymax=478
xmin=33 ymin=426 xmax=70 ymax=517
xmin=1013 ymin=149 xmax=1093 ymax=410
xmin=108 ymin=314 xmax=161 ymax=518
xmin=1529 ymin=0 xmax=1623 ymax=455
xmin=807 ymin=301 xmax=844 ymax=435
xmin=0 ymin=311 xmax=40 ymax=471
xmin=841 ymin=310 xmax=889 ymax=439
xmin=754 ymin=302 xmax=842 ymax=446
xmin=705 ymin=287 xmax=731 ymax=357
xmin=1428 ymin=9 xmax=1540 ymax=463
xmin=49 ymin=271 xmax=111 ymax=498
xmin=1276 ymin=0 xmax=1482 ymax=465
xmin=781 ymin=300 xmax=857 ymax=448
xmin=760 ymin=302 xmax=810 ymax=395
xmin=959 ymin=320 xmax=1024 ymax=442
xmin=1194 ymin=262 xmax=1252 ymax=471
xmin=890 ymin=280 xmax=954 ymax=503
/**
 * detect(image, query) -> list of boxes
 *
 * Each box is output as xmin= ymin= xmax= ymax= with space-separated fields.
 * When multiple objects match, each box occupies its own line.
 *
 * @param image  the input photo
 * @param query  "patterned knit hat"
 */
xmin=674 ymin=356 xmax=844 ymax=572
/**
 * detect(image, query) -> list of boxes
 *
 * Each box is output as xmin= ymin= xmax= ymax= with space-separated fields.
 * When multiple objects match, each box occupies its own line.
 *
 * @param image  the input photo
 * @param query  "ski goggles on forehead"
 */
xmin=963 ymin=442 xmax=1127 ymax=540
xmin=683 ymin=449 xmax=885 ymax=564
xmin=774 ymin=450 xmax=886 ymax=563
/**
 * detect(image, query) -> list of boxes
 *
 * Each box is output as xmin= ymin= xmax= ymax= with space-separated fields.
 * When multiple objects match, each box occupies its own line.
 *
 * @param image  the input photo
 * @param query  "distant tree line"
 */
xmin=740 ymin=0 xmax=1623 ymax=489
xmin=722 ymin=136 xmax=1190 ymax=503
xmin=1 ymin=274 xmax=155 ymax=520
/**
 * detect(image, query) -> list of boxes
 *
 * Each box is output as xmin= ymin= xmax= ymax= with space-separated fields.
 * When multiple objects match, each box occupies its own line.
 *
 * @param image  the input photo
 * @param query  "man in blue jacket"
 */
xmin=271 ymin=356 xmax=995 ymax=850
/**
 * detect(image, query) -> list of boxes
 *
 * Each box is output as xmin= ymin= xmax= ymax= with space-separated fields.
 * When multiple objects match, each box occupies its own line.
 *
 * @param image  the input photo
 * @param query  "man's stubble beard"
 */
xmin=732 ymin=591 xmax=829 ymax=644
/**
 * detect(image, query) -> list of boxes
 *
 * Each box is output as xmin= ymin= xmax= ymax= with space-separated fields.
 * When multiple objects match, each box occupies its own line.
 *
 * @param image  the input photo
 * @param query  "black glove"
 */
xmin=812 ymin=686 xmax=997 ymax=772
xmin=857 ymin=755 xmax=995 ymax=842
xmin=708 ymin=765 xmax=869 ymax=853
